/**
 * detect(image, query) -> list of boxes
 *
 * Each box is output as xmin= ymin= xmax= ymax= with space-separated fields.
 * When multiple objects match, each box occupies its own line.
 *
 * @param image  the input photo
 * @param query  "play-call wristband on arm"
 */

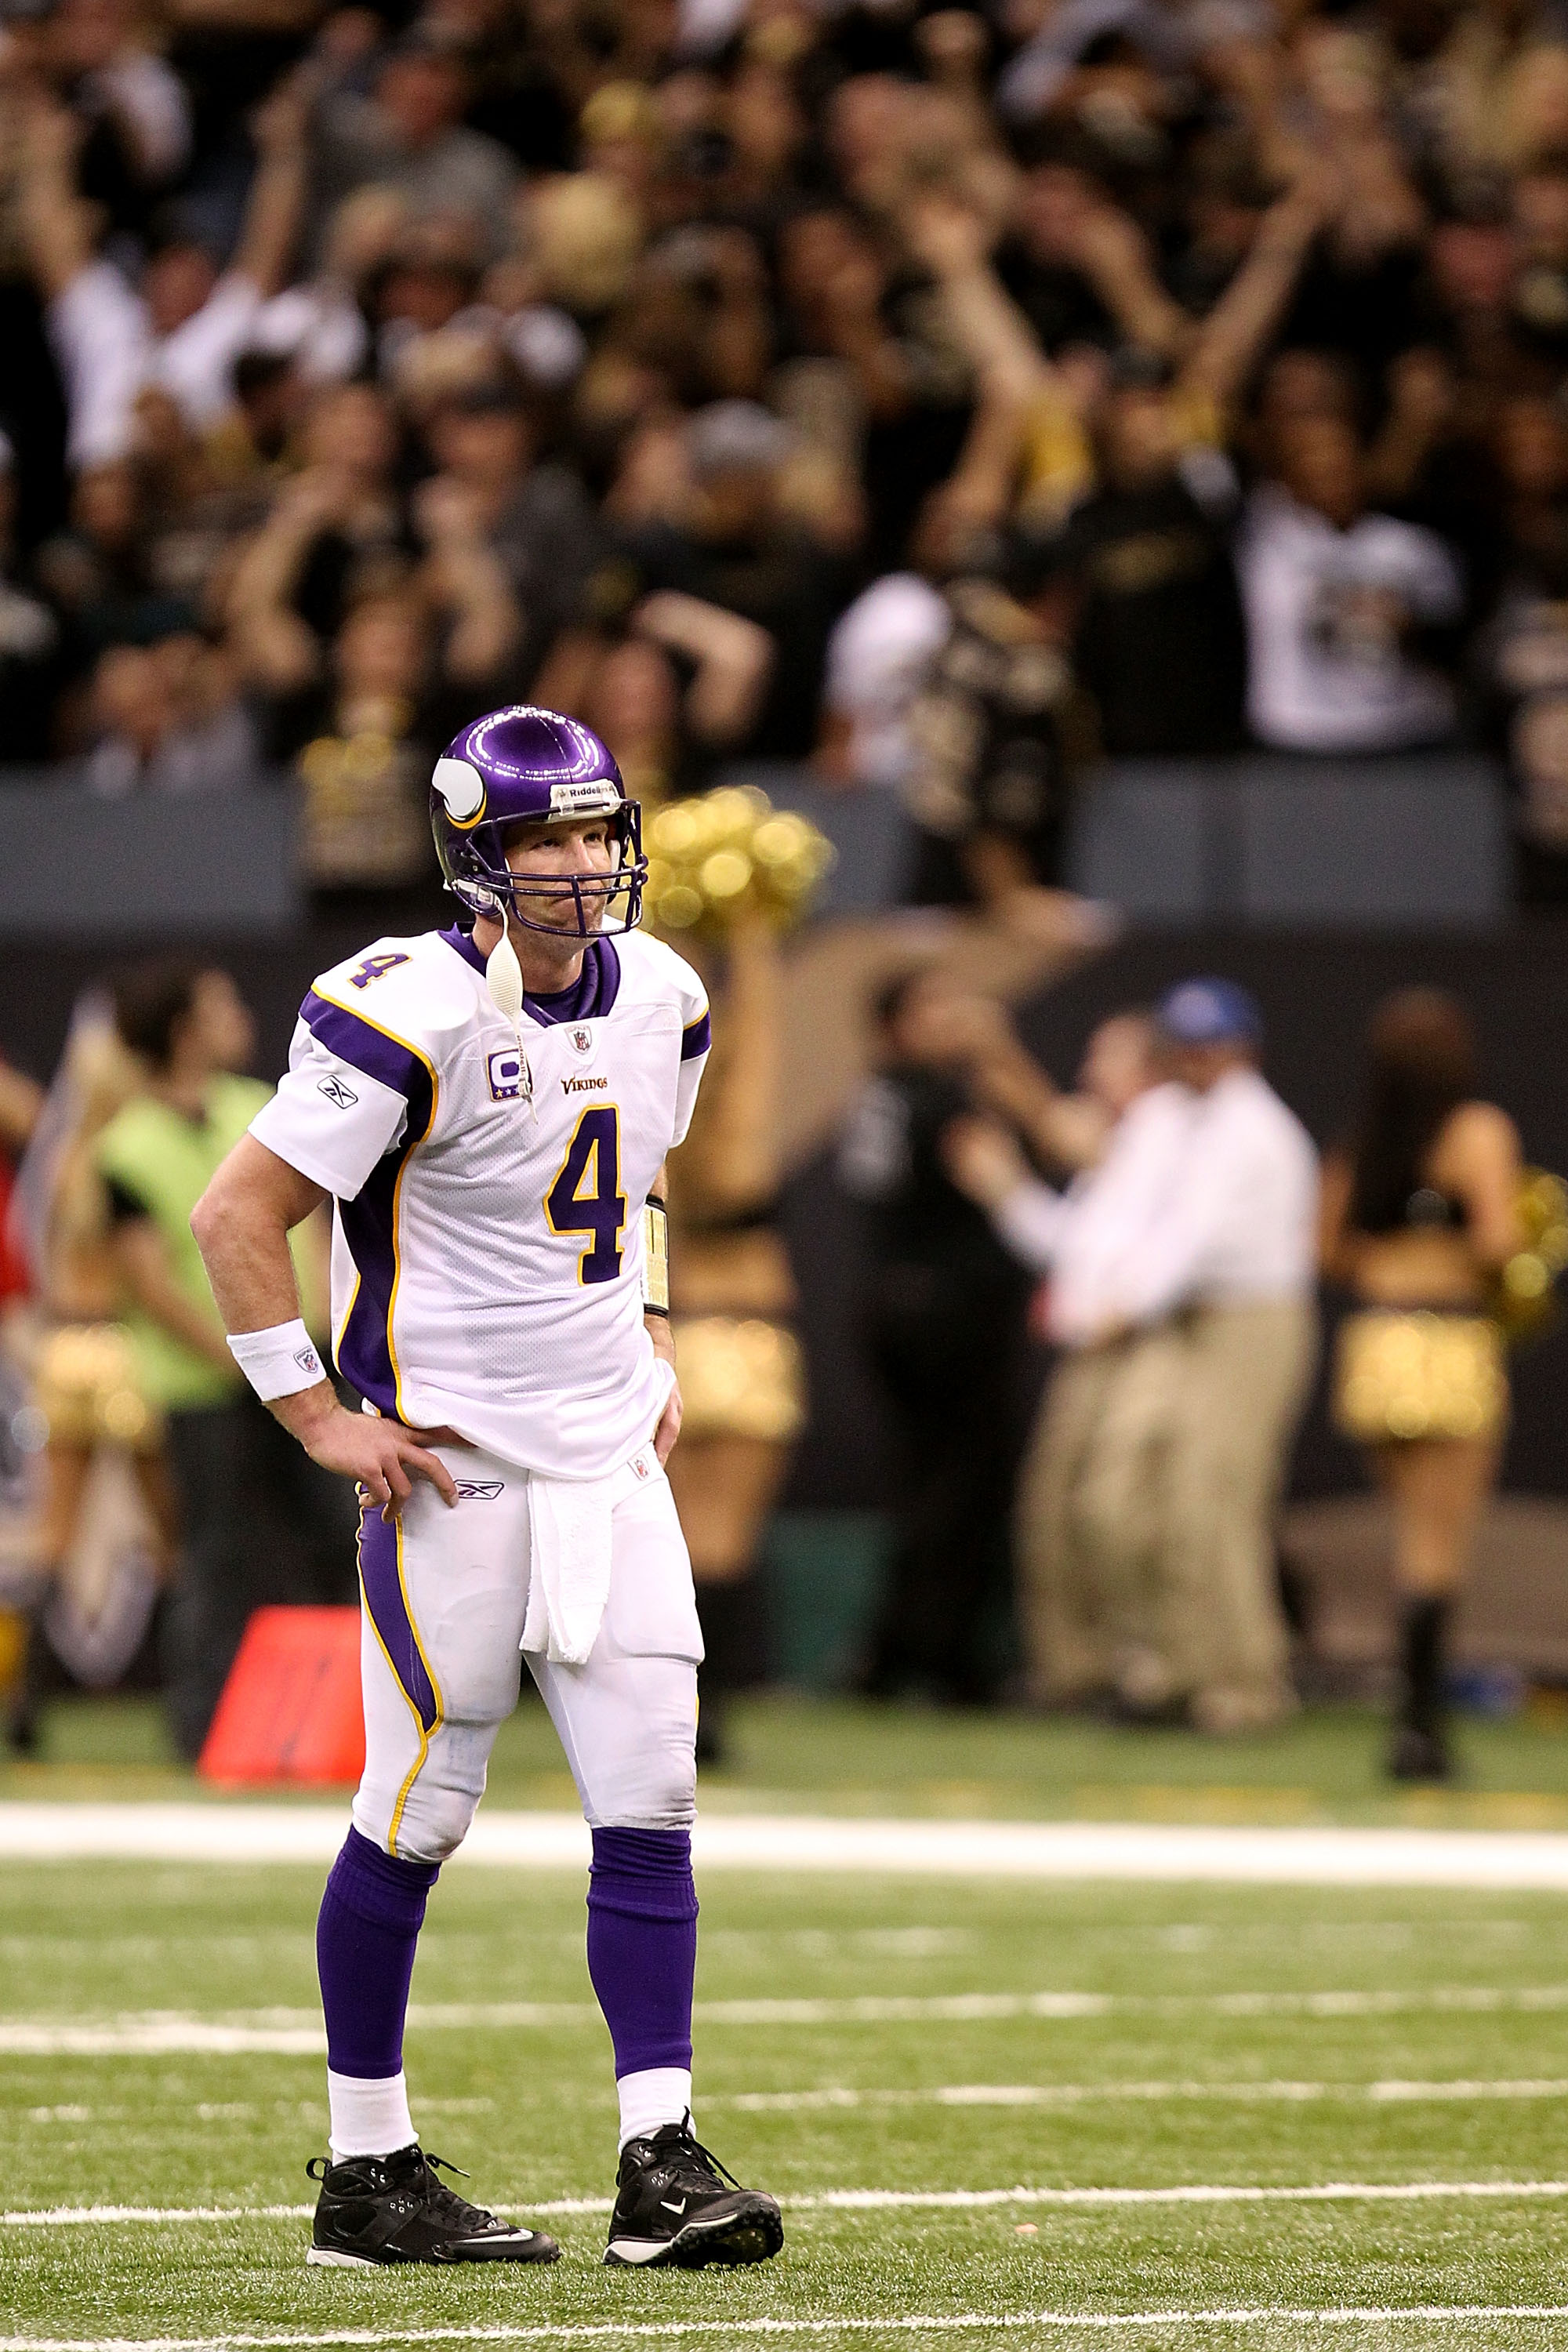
xmin=641 ymin=1196 xmax=670 ymax=1316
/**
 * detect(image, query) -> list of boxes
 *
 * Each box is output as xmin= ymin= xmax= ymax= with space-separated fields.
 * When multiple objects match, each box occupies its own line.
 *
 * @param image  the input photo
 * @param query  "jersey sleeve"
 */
xmin=249 ymin=990 xmax=426 ymax=1200
xmin=671 ymin=975 xmax=711 ymax=1149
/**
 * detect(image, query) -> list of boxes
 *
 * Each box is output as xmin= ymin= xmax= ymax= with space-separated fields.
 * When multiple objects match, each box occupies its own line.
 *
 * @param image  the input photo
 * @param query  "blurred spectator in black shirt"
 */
xmin=36 ymin=459 xmax=192 ymax=659
xmin=423 ymin=381 xmax=603 ymax=688
xmin=994 ymin=155 xmax=1128 ymax=358
xmin=307 ymin=27 xmax=519 ymax=266
xmin=775 ymin=203 xmax=974 ymax=573
xmin=1473 ymin=390 xmax=1568 ymax=899
xmin=615 ymin=398 xmax=849 ymax=759
xmin=241 ymin=474 xmax=520 ymax=914
xmin=224 ymin=383 xmax=409 ymax=664
xmin=46 ymin=0 xmax=192 ymax=243
xmin=902 ymin=569 xmax=1089 ymax=905
xmin=1036 ymin=353 xmax=1247 ymax=757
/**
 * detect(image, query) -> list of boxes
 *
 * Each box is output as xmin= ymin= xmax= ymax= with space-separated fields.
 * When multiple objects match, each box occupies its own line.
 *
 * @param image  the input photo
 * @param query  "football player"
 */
xmin=191 ymin=706 xmax=783 ymax=2272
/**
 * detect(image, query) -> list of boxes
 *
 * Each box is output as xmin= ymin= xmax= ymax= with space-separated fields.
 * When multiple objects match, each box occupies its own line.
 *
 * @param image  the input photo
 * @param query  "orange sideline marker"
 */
xmin=198 ymin=1606 xmax=364 ymax=1786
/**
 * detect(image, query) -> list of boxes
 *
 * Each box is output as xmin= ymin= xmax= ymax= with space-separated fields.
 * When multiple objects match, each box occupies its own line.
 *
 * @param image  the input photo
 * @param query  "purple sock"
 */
xmin=317 ymin=1827 xmax=440 ymax=2078
xmin=586 ymin=1827 xmax=698 ymax=2076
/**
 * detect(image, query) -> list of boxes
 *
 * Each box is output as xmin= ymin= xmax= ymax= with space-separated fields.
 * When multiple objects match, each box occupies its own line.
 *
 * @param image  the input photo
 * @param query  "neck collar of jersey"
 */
xmin=440 ymin=924 xmax=622 ymax=1027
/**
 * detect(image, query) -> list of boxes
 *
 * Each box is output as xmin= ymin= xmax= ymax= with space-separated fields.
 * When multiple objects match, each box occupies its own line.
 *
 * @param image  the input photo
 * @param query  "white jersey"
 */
xmin=250 ymin=924 xmax=710 ymax=1478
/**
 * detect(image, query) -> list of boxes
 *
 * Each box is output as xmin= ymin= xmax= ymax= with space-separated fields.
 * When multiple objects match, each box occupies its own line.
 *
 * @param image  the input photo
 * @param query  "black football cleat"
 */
xmin=604 ymin=2118 xmax=783 ymax=2269
xmin=305 ymin=2143 xmax=559 ymax=2267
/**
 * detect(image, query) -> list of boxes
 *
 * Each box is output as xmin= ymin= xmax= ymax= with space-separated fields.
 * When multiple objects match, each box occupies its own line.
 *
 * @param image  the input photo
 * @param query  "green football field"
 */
xmin=5 ymin=1864 xmax=1568 ymax=2350
xmin=5 ymin=1697 xmax=1568 ymax=2347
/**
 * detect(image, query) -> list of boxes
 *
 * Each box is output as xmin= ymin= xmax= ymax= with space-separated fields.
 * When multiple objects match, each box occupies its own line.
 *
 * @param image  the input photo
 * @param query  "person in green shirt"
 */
xmin=98 ymin=961 xmax=354 ymax=1758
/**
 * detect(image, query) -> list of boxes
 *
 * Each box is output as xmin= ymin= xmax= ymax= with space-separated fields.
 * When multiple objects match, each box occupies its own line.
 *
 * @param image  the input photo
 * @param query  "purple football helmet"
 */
xmin=430 ymin=705 xmax=647 ymax=937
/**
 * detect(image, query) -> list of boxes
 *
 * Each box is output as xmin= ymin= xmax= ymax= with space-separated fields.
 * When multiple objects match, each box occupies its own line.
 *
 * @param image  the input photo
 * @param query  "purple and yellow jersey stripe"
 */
xmin=304 ymin=989 xmax=439 ymax=1426
xmin=681 ymin=1010 xmax=712 ymax=1062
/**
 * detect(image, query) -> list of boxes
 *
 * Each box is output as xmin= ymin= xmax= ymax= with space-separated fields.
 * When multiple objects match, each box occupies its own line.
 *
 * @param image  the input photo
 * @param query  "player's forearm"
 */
xmin=191 ymin=1138 xmax=327 ymax=1334
xmin=191 ymin=1153 xmax=346 ymax=1442
xmin=191 ymin=1190 xmax=305 ymax=1334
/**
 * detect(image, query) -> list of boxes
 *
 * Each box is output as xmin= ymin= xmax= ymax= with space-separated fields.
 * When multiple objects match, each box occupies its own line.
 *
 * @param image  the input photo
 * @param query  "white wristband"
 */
xmin=227 ymin=1318 xmax=328 ymax=1401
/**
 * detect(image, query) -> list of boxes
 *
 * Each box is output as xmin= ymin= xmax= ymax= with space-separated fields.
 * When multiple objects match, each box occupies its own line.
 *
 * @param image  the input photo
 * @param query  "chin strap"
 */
xmin=484 ymin=920 xmax=535 ymax=1113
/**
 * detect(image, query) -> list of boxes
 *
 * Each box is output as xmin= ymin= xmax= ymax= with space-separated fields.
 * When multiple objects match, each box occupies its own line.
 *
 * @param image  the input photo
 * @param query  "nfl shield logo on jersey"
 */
xmin=572 ymin=1027 xmax=593 ymax=1054
xmin=488 ymin=1048 xmax=524 ymax=1102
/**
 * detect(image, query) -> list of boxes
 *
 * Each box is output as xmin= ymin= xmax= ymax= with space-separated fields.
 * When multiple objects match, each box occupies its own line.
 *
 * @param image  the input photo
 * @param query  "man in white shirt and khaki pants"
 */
xmin=943 ymin=1010 xmax=1194 ymax=1710
xmin=1107 ymin=980 xmax=1319 ymax=1733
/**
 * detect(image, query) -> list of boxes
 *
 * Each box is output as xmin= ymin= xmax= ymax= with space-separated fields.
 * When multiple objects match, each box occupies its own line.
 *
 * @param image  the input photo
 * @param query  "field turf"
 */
xmin=5 ymin=1698 xmax=1568 ymax=2346
xmin=9 ymin=1687 xmax=1568 ymax=1825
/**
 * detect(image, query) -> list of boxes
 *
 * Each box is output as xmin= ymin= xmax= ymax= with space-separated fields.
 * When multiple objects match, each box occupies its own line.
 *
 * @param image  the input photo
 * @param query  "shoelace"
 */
xmin=648 ymin=2128 xmax=743 ymax=2198
xmin=423 ymin=2151 xmax=502 ymax=2230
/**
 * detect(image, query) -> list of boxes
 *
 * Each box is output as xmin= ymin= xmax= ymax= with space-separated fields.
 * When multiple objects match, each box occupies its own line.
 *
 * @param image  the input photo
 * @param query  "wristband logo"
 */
xmin=294 ymin=1348 xmax=323 ymax=1376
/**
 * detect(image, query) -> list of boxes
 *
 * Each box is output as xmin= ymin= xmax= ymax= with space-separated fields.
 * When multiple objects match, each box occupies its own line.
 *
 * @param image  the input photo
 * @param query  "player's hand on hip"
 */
xmin=280 ymin=1387 xmax=459 ymax=1519
xmin=652 ymin=1378 xmax=683 ymax=1466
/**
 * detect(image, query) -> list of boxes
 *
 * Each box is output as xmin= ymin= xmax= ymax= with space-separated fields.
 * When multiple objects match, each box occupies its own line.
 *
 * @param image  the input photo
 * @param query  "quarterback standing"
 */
xmin=191 ymin=706 xmax=783 ymax=2272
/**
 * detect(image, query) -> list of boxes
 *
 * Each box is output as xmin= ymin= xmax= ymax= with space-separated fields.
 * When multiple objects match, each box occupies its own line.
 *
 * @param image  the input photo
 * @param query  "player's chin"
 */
xmin=530 ymin=896 xmax=608 ymax=940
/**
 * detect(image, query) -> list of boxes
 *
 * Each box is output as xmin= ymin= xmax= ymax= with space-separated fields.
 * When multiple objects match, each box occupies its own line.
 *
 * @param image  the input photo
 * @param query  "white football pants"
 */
xmin=352 ymin=1443 xmax=702 ymax=1863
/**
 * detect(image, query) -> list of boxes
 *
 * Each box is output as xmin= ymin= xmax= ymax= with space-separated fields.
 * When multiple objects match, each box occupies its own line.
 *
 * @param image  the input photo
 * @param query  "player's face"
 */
xmin=503 ymin=815 xmax=618 ymax=937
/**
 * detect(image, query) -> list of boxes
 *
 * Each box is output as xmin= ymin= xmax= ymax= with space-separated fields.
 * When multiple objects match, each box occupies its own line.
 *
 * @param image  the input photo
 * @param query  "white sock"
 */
xmin=327 ymin=2067 xmax=416 ymax=2161
xmin=617 ymin=2067 xmax=692 ymax=2151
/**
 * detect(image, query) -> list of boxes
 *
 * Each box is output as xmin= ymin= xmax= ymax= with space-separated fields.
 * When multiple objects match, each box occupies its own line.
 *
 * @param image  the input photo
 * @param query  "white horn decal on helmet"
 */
xmin=433 ymin=757 xmax=486 ymax=822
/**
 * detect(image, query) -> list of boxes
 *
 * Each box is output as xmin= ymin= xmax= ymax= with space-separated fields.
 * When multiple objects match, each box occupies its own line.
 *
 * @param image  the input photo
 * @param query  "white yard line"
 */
xmin=0 ymin=2023 xmax=328 ymax=2056
xmin=6 ymin=1806 xmax=1568 ymax=1887
xmin=5 ymin=2309 xmax=1568 ymax=2348
xmin=6 ymin=1983 xmax=1568 ymax=2054
xmin=723 ymin=2078 xmax=1568 ymax=2111
xmin=7 ymin=2180 xmax=1568 ymax=2228
xmin=806 ymin=2180 xmax=1568 ymax=2210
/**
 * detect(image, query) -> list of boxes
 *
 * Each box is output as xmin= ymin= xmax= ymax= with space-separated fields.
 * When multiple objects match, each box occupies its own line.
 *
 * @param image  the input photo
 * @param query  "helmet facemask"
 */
xmin=440 ymin=800 xmax=648 ymax=939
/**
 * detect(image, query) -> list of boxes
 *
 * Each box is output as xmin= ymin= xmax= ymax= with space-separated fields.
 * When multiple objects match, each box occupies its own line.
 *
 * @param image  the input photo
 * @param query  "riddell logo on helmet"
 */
xmin=549 ymin=780 xmax=622 ymax=816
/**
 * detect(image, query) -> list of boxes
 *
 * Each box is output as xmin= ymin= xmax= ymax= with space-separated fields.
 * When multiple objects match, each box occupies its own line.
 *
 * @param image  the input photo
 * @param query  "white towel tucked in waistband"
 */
xmin=521 ymin=1470 xmax=616 ymax=1666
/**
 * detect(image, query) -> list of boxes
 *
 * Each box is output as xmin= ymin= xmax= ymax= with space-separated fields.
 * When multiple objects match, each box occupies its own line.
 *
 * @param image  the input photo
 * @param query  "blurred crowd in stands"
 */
xmin=0 ymin=0 xmax=1558 ymax=1783
xmin=7 ymin=0 xmax=1568 ymax=898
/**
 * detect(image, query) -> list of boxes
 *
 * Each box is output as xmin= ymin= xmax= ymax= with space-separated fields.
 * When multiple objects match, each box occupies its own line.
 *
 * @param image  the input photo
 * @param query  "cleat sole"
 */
xmin=605 ymin=2200 xmax=784 ymax=2271
xmin=309 ymin=2236 xmax=558 ymax=2267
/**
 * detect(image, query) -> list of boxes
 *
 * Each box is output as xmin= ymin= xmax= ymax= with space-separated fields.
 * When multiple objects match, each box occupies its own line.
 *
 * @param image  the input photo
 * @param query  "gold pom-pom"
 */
xmin=1495 ymin=1168 xmax=1568 ymax=1342
xmin=644 ymin=786 xmax=833 ymax=937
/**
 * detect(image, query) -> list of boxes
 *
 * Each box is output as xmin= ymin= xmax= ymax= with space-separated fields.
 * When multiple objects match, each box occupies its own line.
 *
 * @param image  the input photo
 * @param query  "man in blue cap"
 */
xmin=1102 ymin=978 xmax=1319 ymax=1734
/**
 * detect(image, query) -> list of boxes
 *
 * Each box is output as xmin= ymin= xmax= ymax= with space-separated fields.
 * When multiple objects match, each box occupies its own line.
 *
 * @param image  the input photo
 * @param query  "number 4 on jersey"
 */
xmin=546 ymin=1105 xmax=626 ymax=1283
